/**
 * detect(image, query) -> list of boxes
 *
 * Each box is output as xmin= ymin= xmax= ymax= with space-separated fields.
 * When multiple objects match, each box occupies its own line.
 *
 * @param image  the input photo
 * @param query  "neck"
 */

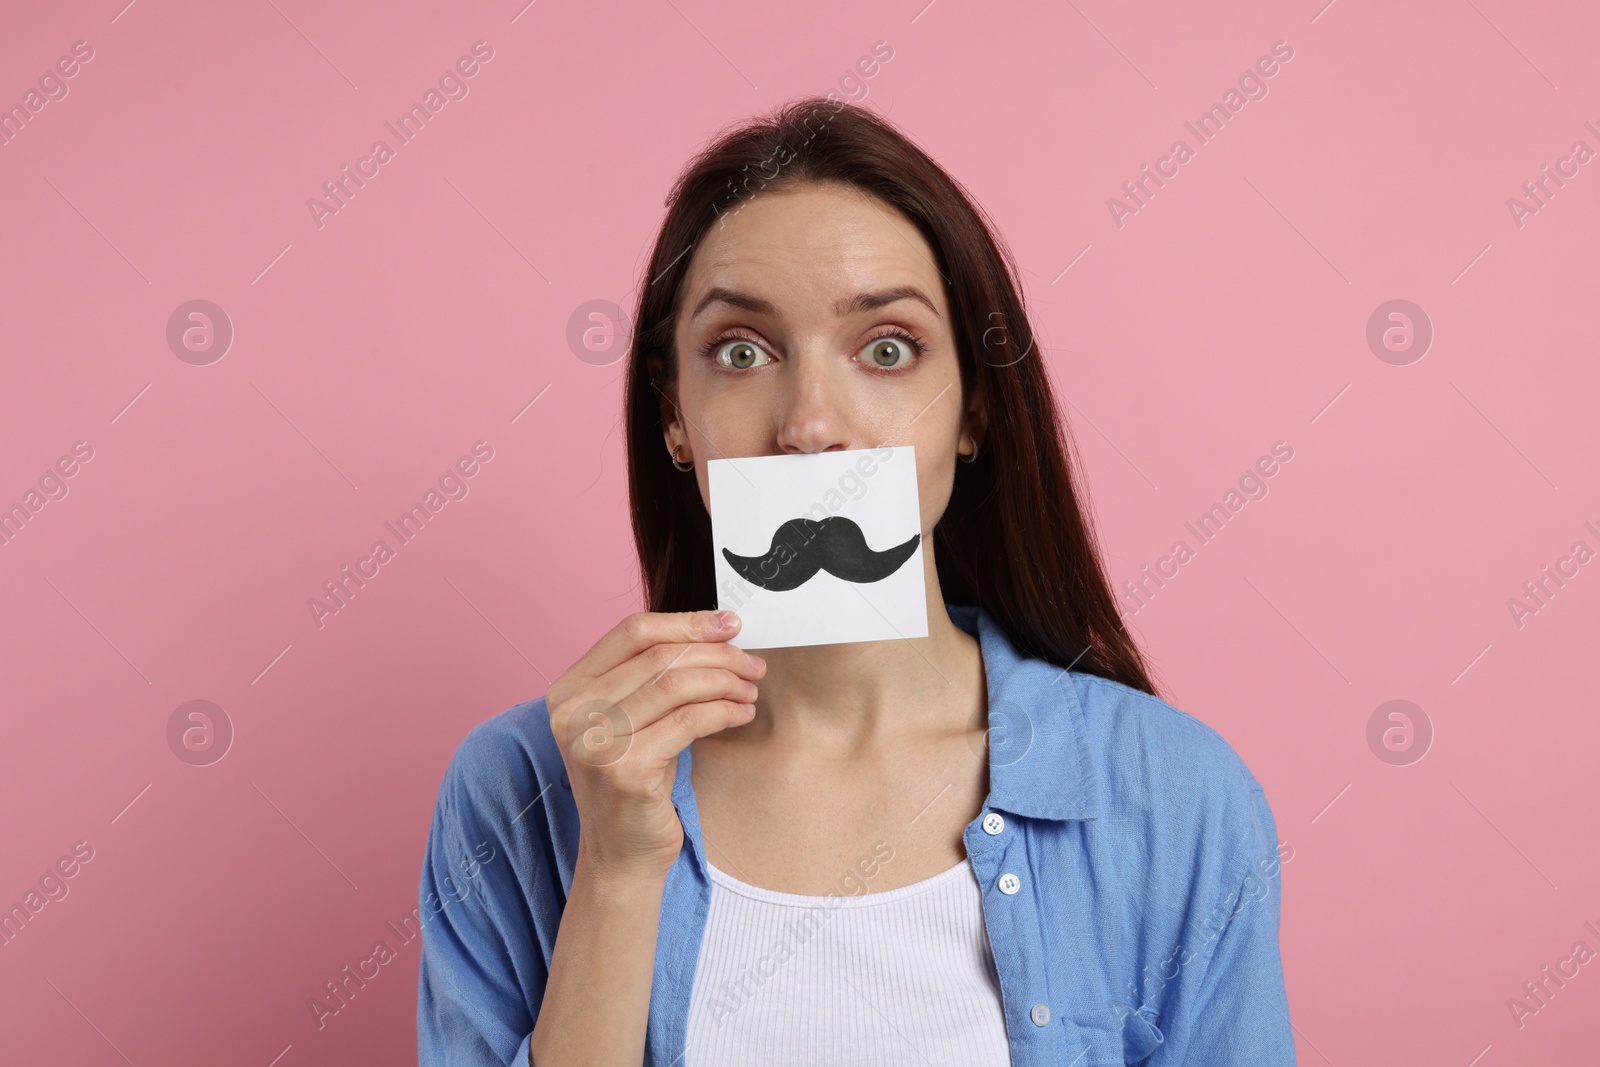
xmin=740 ymin=560 xmax=985 ymax=752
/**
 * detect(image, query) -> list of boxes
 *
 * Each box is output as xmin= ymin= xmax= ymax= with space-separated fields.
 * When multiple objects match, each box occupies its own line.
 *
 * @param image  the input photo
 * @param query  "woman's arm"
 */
xmin=527 ymin=851 xmax=669 ymax=1065
xmin=1149 ymin=785 xmax=1297 ymax=1066
xmin=417 ymin=743 xmax=550 ymax=1067
xmin=418 ymin=609 xmax=763 ymax=1066
xmin=527 ymin=608 xmax=762 ymax=1065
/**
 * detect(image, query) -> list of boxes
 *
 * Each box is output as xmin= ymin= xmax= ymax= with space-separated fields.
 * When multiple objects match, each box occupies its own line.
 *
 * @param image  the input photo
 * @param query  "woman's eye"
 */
xmin=860 ymin=336 xmax=915 ymax=369
xmin=712 ymin=338 xmax=770 ymax=370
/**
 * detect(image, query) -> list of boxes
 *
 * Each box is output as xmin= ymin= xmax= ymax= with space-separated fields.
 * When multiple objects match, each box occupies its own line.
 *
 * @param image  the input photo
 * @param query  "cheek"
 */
xmin=915 ymin=440 xmax=958 ymax=532
xmin=696 ymin=468 xmax=711 ymax=514
xmin=676 ymin=363 xmax=750 ymax=449
xmin=895 ymin=383 xmax=965 ymax=533
xmin=690 ymin=389 xmax=779 ymax=460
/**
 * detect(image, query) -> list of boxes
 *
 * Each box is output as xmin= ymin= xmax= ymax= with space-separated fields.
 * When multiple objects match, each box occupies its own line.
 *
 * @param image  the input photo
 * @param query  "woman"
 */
xmin=418 ymin=98 xmax=1295 ymax=1066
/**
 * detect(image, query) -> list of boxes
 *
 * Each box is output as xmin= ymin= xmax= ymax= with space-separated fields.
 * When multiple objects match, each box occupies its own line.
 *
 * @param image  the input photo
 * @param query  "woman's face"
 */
xmin=661 ymin=180 xmax=984 ymax=539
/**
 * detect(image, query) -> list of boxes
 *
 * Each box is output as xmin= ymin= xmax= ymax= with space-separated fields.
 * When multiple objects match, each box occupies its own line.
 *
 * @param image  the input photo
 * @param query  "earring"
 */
xmin=958 ymin=441 xmax=980 ymax=464
xmin=669 ymin=444 xmax=694 ymax=472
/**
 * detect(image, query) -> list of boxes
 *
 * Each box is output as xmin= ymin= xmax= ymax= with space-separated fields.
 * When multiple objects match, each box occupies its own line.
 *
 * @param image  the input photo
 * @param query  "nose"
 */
xmin=773 ymin=349 xmax=853 ymax=455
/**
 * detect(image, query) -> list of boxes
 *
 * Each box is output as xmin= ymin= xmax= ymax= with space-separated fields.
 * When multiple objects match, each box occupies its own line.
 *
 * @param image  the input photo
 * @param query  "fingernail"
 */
xmin=747 ymin=653 xmax=765 ymax=670
xmin=715 ymin=610 xmax=738 ymax=631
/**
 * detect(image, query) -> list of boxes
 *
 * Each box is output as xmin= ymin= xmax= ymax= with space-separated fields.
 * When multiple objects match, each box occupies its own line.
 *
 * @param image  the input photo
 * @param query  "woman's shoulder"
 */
xmin=432 ymin=695 xmax=569 ymax=833
xmin=1069 ymin=672 xmax=1263 ymax=788
xmin=969 ymin=604 xmax=1269 ymax=836
xmin=1059 ymin=670 xmax=1278 ymax=861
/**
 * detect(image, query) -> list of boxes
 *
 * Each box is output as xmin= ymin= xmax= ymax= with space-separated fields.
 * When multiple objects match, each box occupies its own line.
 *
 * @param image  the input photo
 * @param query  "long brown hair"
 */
xmin=623 ymin=97 xmax=1158 ymax=697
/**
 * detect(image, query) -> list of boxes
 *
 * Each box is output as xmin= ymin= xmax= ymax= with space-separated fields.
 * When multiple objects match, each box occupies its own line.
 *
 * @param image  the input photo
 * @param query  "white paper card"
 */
xmin=708 ymin=446 xmax=928 ymax=650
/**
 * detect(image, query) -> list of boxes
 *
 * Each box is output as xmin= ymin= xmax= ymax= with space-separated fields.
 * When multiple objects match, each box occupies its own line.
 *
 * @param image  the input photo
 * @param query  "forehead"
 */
xmin=679 ymin=181 xmax=947 ymax=319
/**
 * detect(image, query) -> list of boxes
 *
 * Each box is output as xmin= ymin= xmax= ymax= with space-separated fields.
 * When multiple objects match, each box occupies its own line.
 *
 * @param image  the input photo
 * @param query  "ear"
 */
xmin=962 ymin=382 xmax=989 ymax=453
xmin=646 ymin=352 xmax=684 ymax=450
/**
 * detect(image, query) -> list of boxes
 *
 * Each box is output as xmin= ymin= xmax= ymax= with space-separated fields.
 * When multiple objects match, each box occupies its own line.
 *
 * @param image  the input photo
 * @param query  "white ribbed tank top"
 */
xmin=684 ymin=857 xmax=1012 ymax=1066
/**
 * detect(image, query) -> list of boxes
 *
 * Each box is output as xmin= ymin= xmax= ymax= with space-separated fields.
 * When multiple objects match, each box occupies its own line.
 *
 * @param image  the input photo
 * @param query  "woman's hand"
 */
xmin=530 ymin=610 xmax=760 ymax=1066
xmin=545 ymin=609 xmax=765 ymax=880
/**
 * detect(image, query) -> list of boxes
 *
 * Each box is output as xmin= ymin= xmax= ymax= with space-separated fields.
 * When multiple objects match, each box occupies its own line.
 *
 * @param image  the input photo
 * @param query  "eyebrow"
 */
xmin=688 ymin=285 xmax=940 ymax=322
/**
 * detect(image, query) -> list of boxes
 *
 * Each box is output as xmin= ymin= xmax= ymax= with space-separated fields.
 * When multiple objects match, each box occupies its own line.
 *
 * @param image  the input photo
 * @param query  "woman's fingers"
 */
xmin=632 ymin=698 xmax=758 ymax=762
xmin=612 ymin=666 xmax=758 ymax=735
xmin=567 ymin=609 xmax=739 ymax=684
xmin=601 ymin=637 xmax=764 ymax=703
xmin=542 ymin=609 xmax=764 ymax=881
xmin=556 ymin=661 xmax=761 ymax=768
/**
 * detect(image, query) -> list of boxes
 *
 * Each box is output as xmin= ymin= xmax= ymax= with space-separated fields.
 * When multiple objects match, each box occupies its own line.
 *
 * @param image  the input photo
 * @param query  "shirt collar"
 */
xmin=672 ymin=602 xmax=1100 ymax=826
xmin=947 ymin=602 xmax=1101 ymax=822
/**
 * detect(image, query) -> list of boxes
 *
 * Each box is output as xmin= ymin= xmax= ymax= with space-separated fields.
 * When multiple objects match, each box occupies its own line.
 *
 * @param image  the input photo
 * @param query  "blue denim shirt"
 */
xmin=418 ymin=603 xmax=1297 ymax=1066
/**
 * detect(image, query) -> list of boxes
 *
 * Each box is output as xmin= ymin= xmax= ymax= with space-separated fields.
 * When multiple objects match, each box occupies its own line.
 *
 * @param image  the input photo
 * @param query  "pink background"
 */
xmin=2 ymin=0 xmax=1597 ymax=1063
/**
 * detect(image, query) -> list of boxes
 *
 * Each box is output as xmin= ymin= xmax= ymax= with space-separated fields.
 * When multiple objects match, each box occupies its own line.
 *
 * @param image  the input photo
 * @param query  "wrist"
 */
xmin=574 ymin=843 xmax=675 ymax=895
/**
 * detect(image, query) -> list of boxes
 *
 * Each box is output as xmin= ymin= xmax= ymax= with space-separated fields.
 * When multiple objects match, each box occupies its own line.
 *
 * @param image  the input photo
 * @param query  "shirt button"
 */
xmin=982 ymin=812 xmax=1006 ymax=835
xmin=998 ymin=872 xmax=1021 ymax=895
xmin=1030 ymin=1003 xmax=1051 ymax=1026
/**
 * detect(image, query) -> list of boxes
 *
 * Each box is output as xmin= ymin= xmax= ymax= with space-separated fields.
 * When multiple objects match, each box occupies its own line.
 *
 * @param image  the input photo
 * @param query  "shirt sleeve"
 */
xmin=1154 ymin=783 xmax=1297 ymax=1067
xmin=417 ymin=722 xmax=551 ymax=1067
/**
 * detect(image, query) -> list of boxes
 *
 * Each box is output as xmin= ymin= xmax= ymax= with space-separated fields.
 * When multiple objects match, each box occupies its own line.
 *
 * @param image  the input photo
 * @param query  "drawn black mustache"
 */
xmin=722 ymin=516 xmax=920 ymax=592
